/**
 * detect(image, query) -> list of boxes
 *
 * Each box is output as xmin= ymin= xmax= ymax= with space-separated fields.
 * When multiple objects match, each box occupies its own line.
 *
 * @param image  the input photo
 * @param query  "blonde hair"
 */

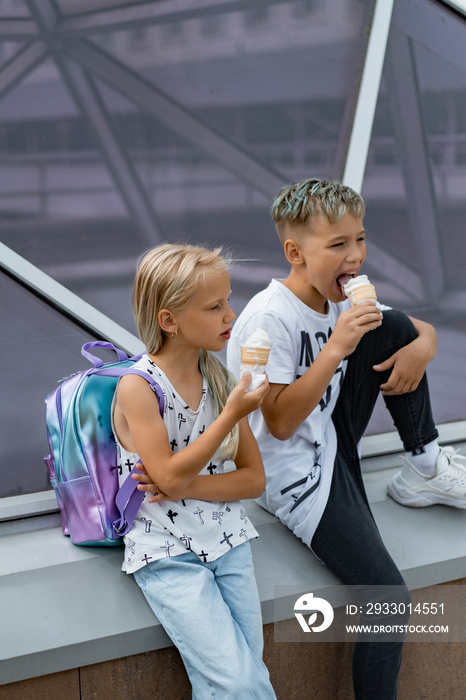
xmin=272 ymin=178 xmax=365 ymax=244
xmin=133 ymin=243 xmax=239 ymax=459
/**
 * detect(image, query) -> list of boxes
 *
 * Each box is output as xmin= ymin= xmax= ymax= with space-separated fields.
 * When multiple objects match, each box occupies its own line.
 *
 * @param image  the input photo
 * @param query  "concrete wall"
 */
xmin=2 ymin=580 xmax=464 ymax=700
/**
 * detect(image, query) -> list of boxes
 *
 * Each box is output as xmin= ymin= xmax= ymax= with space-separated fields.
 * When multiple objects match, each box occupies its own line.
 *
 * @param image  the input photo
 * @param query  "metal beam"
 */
xmin=23 ymin=0 xmax=163 ymax=245
xmin=57 ymin=54 xmax=164 ymax=245
xmin=392 ymin=0 xmax=466 ymax=75
xmin=63 ymin=38 xmax=285 ymax=199
xmin=442 ymin=0 xmax=466 ymax=17
xmin=57 ymin=0 xmax=297 ymax=37
xmin=384 ymin=25 xmax=446 ymax=302
xmin=0 ymin=241 xmax=143 ymax=356
xmin=342 ymin=0 xmax=395 ymax=192
xmin=24 ymin=0 xmax=58 ymax=38
xmin=340 ymin=0 xmax=424 ymax=302
xmin=0 ymin=41 xmax=47 ymax=100
xmin=0 ymin=18 xmax=38 ymax=40
xmin=364 ymin=240 xmax=423 ymax=301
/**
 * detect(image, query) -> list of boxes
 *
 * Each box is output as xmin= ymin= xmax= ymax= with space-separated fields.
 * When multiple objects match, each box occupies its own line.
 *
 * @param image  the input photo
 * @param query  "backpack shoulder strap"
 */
xmin=96 ymin=365 xmax=165 ymax=536
xmin=121 ymin=368 xmax=165 ymax=418
xmin=95 ymin=365 xmax=165 ymax=418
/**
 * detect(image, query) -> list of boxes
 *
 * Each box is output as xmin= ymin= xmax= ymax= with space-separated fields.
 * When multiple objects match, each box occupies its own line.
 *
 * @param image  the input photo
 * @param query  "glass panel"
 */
xmin=0 ymin=1 xmax=30 ymax=17
xmin=362 ymin=0 xmax=466 ymax=432
xmin=55 ymin=0 xmax=131 ymax=14
xmin=0 ymin=271 xmax=104 ymax=498
xmin=0 ymin=0 xmax=374 ymax=329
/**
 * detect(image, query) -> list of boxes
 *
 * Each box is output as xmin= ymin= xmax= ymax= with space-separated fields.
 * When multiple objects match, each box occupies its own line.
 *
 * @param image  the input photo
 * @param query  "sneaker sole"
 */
xmin=387 ymin=481 xmax=466 ymax=509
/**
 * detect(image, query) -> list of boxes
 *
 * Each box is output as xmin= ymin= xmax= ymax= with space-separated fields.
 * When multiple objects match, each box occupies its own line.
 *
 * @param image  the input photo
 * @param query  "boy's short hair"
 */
xmin=272 ymin=178 xmax=365 ymax=243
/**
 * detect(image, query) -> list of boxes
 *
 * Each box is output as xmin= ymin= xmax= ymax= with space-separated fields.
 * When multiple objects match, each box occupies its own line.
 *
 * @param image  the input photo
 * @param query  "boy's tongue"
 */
xmin=337 ymin=273 xmax=353 ymax=295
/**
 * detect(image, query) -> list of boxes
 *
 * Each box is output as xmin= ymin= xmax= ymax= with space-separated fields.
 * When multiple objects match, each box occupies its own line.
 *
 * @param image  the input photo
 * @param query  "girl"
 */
xmin=112 ymin=243 xmax=276 ymax=699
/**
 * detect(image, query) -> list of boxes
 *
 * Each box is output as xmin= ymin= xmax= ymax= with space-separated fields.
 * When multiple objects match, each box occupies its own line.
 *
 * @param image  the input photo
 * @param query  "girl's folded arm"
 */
xmin=181 ymin=417 xmax=266 ymax=502
xmin=117 ymin=375 xmax=236 ymax=497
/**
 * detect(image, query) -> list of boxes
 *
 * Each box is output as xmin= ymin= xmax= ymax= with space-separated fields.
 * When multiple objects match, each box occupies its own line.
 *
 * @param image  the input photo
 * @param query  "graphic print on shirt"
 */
xmin=115 ymin=356 xmax=259 ymax=573
xmin=181 ymin=534 xmax=193 ymax=551
xmin=193 ymin=506 xmax=204 ymax=524
xmin=160 ymin=541 xmax=174 ymax=557
xmin=220 ymin=531 xmax=234 ymax=548
xmin=166 ymin=509 xmax=178 ymax=524
xmin=289 ymin=461 xmax=321 ymax=512
xmin=212 ymin=511 xmax=224 ymax=525
xmin=280 ymin=459 xmax=322 ymax=513
xmin=297 ymin=329 xmax=345 ymax=411
xmin=207 ymin=462 xmax=218 ymax=474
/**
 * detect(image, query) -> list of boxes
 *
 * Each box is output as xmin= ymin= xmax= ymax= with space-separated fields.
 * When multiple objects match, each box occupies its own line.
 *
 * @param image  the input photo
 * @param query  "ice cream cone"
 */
xmin=343 ymin=275 xmax=377 ymax=306
xmin=240 ymin=328 xmax=272 ymax=390
xmin=346 ymin=284 xmax=377 ymax=306
xmin=240 ymin=346 xmax=271 ymax=366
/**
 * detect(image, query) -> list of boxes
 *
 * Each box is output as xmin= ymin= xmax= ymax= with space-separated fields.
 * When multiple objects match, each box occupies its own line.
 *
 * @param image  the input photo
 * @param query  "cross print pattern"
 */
xmin=115 ymin=355 xmax=259 ymax=575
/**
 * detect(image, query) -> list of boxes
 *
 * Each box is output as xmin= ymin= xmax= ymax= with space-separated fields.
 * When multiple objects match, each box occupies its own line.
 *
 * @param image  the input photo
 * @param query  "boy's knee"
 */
xmin=379 ymin=309 xmax=417 ymax=345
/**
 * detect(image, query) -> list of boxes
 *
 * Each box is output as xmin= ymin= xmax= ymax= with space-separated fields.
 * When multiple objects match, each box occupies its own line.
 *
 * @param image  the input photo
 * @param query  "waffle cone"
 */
xmin=347 ymin=284 xmax=377 ymax=306
xmin=240 ymin=346 xmax=270 ymax=366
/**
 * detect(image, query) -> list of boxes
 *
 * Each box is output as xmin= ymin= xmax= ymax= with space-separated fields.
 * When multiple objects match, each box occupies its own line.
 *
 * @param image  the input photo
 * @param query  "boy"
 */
xmin=227 ymin=178 xmax=466 ymax=699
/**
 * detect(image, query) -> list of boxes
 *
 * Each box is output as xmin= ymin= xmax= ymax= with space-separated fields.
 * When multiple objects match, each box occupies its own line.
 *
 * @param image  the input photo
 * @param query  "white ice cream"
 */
xmin=343 ymin=274 xmax=371 ymax=295
xmin=343 ymin=274 xmax=377 ymax=306
xmin=242 ymin=328 xmax=272 ymax=349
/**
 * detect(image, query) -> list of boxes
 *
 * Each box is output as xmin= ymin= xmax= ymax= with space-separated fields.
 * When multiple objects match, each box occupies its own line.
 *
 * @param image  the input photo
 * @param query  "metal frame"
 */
xmin=63 ymin=38 xmax=285 ymax=198
xmin=392 ymin=0 xmax=466 ymax=75
xmin=384 ymin=26 xmax=446 ymax=303
xmin=0 ymin=241 xmax=144 ymax=355
xmin=438 ymin=1 xmax=466 ymax=18
xmin=56 ymin=0 xmax=299 ymax=36
xmin=341 ymin=0 xmax=427 ymax=302
xmin=342 ymin=0 xmax=395 ymax=192
xmin=57 ymin=54 xmax=165 ymax=244
xmin=0 ymin=41 xmax=47 ymax=98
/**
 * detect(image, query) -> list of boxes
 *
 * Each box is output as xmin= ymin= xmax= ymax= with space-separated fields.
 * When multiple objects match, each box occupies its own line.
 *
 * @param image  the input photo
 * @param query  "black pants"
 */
xmin=312 ymin=310 xmax=438 ymax=700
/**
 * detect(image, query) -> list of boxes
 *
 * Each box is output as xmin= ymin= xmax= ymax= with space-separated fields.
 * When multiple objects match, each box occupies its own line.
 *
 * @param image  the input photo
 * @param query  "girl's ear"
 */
xmin=158 ymin=309 xmax=178 ymax=335
xmin=283 ymin=238 xmax=304 ymax=265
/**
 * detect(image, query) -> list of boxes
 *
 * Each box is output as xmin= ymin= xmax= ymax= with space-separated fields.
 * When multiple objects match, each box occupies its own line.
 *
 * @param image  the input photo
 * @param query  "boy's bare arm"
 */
xmin=261 ymin=301 xmax=383 ymax=440
xmin=373 ymin=316 xmax=437 ymax=396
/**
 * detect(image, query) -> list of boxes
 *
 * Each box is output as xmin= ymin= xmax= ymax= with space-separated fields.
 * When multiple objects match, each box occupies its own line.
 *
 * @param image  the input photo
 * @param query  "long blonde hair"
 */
xmin=133 ymin=243 xmax=239 ymax=459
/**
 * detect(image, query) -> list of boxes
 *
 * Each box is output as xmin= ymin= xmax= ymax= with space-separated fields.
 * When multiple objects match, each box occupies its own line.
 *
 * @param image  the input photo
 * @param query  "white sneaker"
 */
xmin=387 ymin=446 xmax=466 ymax=508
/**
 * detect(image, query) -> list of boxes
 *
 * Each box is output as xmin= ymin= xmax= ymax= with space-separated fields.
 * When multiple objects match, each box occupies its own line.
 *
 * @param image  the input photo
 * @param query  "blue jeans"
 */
xmin=133 ymin=541 xmax=276 ymax=700
xmin=312 ymin=311 xmax=438 ymax=700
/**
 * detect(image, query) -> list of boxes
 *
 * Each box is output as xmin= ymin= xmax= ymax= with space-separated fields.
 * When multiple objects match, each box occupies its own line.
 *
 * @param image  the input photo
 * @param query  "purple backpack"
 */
xmin=44 ymin=341 xmax=164 ymax=546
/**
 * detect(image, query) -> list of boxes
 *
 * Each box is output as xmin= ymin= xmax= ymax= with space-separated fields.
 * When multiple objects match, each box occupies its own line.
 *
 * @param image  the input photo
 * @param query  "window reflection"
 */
xmin=362 ymin=0 xmax=466 ymax=432
xmin=0 ymin=0 xmax=372 ymax=324
xmin=0 ymin=271 xmax=102 ymax=497
xmin=3 ymin=0 xmax=466 ymax=495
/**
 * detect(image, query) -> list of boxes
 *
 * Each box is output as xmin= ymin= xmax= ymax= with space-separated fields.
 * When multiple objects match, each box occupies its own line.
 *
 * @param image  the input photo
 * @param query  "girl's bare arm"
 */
xmin=116 ymin=372 xmax=268 ymax=499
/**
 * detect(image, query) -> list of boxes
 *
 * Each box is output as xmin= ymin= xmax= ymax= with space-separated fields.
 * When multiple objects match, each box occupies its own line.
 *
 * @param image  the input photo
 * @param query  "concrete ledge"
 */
xmin=2 ymin=606 xmax=465 ymax=700
xmin=1 ymin=440 xmax=466 ymax=686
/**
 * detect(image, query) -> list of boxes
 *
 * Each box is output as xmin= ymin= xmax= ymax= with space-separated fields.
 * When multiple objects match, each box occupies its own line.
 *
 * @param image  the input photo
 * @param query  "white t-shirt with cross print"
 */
xmin=115 ymin=356 xmax=258 ymax=574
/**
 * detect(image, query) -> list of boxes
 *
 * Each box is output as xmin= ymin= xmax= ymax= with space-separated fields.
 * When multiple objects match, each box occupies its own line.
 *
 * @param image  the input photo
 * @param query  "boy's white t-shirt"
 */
xmin=227 ymin=279 xmax=350 ymax=547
